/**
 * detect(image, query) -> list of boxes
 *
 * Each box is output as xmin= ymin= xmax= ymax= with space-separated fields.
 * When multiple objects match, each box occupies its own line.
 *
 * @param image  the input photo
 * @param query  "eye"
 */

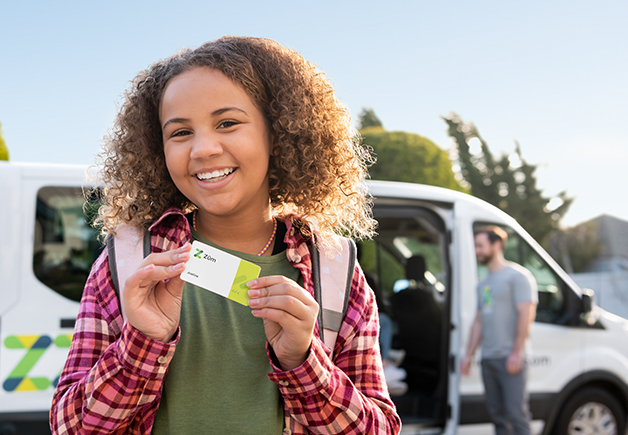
xmin=171 ymin=129 xmax=192 ymax=138
xmin=218 ymin=120 xmax=239 ymax=129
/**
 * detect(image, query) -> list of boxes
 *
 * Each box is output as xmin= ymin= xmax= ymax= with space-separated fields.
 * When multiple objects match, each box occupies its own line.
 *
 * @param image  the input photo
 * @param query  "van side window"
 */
xmin=474 ymin=223 xmax=571 ymax=325
xmin=359 ymin=208 xmax=450 ymax=426
xmin=33 ymin=186 xmax=103 ymax=302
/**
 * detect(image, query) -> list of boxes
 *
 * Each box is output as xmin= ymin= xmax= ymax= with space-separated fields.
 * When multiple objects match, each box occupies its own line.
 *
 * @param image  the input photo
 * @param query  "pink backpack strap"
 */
xmin=106 ymin=225 xmax=151 ymax=321
xmin=309 ymin=236 xmax=356 ymax=358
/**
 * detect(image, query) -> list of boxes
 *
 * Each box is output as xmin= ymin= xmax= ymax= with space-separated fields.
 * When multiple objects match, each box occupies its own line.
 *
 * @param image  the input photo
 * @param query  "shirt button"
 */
xmin=157 ymin=356 xmax=168 ymax=364
xmin=278 ymin=380 xmax=289 ymax=387
xmin=293 ymin=254 xmax=301 ymax=263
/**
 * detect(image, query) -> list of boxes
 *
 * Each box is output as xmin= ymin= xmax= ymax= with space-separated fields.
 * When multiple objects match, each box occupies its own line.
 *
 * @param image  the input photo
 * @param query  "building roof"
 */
xmin=590 ymin=214 xmax=628 ymax=259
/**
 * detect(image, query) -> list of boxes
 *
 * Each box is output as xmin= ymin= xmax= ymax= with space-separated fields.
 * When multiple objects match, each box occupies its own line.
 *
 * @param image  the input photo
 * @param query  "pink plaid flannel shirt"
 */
xmin=50 ymin=209 xmax=401 ymax=434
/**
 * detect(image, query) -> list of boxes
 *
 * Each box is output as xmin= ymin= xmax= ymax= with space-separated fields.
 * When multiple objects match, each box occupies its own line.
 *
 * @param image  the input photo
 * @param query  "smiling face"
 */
xmin=160 ymin=67 xmax=272 ymax=221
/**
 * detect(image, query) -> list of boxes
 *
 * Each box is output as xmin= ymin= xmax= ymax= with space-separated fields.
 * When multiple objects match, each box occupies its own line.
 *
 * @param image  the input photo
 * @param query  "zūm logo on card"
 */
xmin=194 ymin=248 xmax=216 ymax=263
xmin=182 ymin=241 xmax=261 ymax=306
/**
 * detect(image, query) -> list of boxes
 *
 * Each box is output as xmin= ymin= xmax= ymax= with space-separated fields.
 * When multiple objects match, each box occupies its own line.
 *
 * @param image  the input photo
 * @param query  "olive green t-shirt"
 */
xmin=152 ymin=229 xmax=301 ymax=434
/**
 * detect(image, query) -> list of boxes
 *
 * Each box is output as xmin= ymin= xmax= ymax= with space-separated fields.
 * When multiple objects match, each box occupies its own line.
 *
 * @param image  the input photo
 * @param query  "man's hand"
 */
xmin=506 ymin=349 xmax=525 ymax=374
xmin=460 ymin=355 xmax=473 ymax=376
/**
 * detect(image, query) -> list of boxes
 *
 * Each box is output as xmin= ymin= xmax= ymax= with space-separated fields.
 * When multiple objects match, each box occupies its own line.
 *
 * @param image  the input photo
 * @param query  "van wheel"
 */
xmin=554 ymin=387 xmax=625 ymax=435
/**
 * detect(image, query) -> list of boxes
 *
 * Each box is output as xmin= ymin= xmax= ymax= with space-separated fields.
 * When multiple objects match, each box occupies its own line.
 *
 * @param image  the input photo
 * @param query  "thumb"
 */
xmin=163 ymin=273 xmax=186 ymax=296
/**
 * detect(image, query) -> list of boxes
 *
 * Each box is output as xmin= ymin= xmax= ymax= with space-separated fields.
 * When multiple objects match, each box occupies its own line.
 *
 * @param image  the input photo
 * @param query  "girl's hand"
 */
xmin=247 ymin=276 xmax=319 ymax=371
xmin=120 ymin=243 xmax=192 ymax=343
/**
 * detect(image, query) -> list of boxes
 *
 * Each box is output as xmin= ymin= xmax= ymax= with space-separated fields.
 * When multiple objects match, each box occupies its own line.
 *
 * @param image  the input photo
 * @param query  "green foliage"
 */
xmin=444 ymin=112 xmax=572 ymax=246
xmin=358 ymin=108 xmax=384 ymax=130
xmin=0 ymin=122 xmax=9 ymax=161
xmin=361 ymin=125 xmax=465 ymax=191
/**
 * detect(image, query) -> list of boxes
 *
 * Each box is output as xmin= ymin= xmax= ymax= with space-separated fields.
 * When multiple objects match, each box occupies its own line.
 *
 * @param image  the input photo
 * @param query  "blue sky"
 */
xmin=1 ymin=0 xmax=626 ymax=226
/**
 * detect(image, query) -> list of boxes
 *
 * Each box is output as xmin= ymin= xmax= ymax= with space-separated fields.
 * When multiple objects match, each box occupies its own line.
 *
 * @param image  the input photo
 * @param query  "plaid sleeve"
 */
xmin=268 ymin=264 xmax=402 ymax=435
xmin=50 ymin=249 xmax=178 ymax=435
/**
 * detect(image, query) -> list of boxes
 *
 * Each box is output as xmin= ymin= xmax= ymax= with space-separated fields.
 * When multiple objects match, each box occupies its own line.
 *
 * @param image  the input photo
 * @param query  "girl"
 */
xmin=51 ymin=36 xmax=401 ymax=434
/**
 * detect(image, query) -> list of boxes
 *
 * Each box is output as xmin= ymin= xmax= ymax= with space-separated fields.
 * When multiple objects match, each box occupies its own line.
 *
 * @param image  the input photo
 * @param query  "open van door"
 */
xmin=365 ymin=181 xmax=460 ymax=435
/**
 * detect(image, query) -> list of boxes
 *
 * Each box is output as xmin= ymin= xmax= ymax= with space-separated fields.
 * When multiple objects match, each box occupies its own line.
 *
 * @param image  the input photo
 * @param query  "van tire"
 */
xmin=554 ymin=387 xmax=625 ymax=435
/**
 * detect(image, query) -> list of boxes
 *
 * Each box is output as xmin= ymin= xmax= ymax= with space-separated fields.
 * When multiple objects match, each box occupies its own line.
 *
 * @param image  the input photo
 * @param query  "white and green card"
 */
xmin=181 ymin=240 xmax=261 ymax=306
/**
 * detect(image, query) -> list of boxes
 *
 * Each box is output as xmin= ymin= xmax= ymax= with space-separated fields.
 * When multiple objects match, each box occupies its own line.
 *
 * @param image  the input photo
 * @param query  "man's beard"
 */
xmin=477 ymin=251 xmax=494 ymax=265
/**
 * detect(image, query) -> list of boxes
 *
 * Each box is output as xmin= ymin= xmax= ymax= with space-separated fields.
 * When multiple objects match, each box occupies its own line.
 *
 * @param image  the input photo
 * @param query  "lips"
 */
xmin=195 ymin=167 xmax=236 ymax=182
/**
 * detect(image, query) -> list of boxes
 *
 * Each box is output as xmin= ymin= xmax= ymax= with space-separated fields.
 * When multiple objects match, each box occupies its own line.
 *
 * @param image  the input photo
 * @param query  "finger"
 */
xmin=141 ymin=243 xmax=192 ymax=268
xmin=250 ymin=306 xmax=307 ymax=330
xmin=125 ymin=262 xmax=187 ymax=294
xmin=161 ymin=272 xmax=187 ymax=298
xmin=247 ymin=279 xmax=317 ymax=306
xmin=248 ymin=293 xmax=313 ymax=319
xmin=247 ymin=275 xmax=296 ymax=289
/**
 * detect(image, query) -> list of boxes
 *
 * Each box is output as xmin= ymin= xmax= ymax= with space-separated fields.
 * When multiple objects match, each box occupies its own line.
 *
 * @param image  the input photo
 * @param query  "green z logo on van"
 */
xmin=2 ymin=334 xmax=72 ymax=392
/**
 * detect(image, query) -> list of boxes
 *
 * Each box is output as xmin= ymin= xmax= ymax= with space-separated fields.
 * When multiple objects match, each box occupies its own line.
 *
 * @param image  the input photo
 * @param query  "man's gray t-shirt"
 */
xmin=477 ymin=263 xmax=538 ymax=359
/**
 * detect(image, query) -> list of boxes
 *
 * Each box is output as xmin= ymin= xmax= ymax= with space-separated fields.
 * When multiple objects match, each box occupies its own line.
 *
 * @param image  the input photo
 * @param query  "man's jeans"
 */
xmin=481 ymin=357 xmax=531 ymax=435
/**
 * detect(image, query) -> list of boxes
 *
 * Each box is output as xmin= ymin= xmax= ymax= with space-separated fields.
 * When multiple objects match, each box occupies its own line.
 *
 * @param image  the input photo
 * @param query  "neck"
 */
xmin=194 ymin=208 xmax=276 ymax=256
xmin=487 ymin=254 xmax=509 ymax=274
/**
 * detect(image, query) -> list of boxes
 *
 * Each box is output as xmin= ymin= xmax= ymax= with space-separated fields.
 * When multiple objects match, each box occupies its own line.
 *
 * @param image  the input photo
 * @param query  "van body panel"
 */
xmin=582 ymin=310 xmax=628 ymax=382
xmin=0 ymin=163 xmax=21 ymax=316
xmin=0 ymin=164 xmax=83 ymax=418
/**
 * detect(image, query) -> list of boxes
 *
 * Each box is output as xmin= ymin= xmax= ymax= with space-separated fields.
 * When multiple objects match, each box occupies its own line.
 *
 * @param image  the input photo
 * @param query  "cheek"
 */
xmin=163 ymin=149 xmax=191 ymax=197
xmin=163 ymin=145 xmax=183 ymax=177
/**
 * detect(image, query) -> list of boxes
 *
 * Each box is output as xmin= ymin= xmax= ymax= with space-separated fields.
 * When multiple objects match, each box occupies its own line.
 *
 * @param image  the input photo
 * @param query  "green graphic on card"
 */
xmin=181 ymin=240 xmax=261 ymax=306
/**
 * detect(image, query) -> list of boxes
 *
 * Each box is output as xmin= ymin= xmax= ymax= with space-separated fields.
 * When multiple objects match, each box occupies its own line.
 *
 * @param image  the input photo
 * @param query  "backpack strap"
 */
xmin=106 ymin=225 xmax=151 ymax=321
xmin=309 ymin=236 xmax=356 ymax=357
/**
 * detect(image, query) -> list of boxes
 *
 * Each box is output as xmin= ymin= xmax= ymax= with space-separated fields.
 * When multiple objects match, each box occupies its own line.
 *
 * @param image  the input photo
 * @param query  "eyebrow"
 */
xmin=162 ymin=107 xmax=248 ymax=130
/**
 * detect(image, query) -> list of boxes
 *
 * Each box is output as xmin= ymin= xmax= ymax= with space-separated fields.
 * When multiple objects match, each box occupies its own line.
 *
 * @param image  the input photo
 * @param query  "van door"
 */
xmin=361 ymin=200 xmax=457 ymax=434
xmin=0 ymin=178 xmax=103 ymax=434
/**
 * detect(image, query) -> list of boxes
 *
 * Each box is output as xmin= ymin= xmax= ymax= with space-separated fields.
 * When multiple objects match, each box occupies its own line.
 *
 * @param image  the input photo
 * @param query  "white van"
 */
xmin=2 ymin=161 xmax=627 ymax=435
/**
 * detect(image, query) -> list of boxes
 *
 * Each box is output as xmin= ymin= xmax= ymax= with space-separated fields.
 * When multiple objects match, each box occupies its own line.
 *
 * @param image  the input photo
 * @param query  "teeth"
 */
xmin=196 ymin=168 xmax=235 ymax=181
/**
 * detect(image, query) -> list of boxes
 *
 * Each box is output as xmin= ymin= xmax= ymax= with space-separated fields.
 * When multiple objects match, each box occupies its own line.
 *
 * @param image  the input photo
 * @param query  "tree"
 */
xmin=360 ymin=109 xmax=464 ymax=191
xmin=358 ymin=108 xmax=384 ymax=130
xmin=444 ymin=112 xmax=572 ymax=246
xmin=0 ymin=122 xmax=8 ymax=161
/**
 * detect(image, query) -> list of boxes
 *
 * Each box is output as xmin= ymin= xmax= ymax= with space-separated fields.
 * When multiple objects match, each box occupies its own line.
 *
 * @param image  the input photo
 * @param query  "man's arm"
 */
xmin=506 ymin=301 xmax=536 ymax=374
xmin=461 ymin=309 xmax=483 ymax=376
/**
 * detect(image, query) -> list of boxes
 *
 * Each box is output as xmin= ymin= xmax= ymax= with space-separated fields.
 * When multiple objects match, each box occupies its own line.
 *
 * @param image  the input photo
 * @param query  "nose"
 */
xmin=190 ymin=131 xmax=223 ymax=160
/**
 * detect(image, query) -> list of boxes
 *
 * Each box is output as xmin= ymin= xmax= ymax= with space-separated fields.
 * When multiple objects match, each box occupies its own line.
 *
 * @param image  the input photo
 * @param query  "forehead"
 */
xmin=160 ymin=67 xmax=255 ymax=116
xmin=474 ymin=233 xmax=490 ymax=244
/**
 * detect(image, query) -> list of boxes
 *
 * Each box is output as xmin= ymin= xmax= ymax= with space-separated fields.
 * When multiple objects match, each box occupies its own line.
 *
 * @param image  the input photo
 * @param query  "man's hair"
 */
xmin=475 ymin=225 xmax=508 ymax=248
xmin=93 ymin=36 xmax=376 ymax=242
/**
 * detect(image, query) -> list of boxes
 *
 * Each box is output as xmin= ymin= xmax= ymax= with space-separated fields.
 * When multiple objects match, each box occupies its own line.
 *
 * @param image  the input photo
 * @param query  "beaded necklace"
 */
xmin=192 ymin=210 xmax=277 ymax=256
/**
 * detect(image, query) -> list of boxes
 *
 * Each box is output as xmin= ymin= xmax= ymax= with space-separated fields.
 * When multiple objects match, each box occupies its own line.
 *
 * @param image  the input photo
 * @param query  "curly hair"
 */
xmin=94 ymin=36 xmax=376 ymax=242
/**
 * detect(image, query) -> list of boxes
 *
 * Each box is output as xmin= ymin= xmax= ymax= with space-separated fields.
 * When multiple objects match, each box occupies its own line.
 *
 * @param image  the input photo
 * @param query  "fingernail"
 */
xmin=248 ymin=298 xmax=259 ymax=308
xmin=174 ymin=262 xmax=185 ymax=270
xmin=248 ymin=289 xmax=260 ymax=298
xmin=177 ymin=252 xmax=188 ymax=260
xmin=247 ymin=280 xmax=257 ymax=288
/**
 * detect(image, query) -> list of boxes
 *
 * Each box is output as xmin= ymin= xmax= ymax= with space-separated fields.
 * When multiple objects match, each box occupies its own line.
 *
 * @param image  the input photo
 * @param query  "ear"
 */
xmin=271 ymin=143 xmax=280 ymax=157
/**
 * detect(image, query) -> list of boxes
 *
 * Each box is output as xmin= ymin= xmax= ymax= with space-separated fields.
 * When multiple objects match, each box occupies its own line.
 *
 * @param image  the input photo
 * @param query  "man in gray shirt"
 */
xmin=461 ymin=226 xmax=538 ymax=435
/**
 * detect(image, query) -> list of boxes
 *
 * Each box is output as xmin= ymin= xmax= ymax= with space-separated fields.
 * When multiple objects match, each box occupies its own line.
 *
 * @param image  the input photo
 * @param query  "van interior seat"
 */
xmin=391 ymin=255 xmax=443 ymax=394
